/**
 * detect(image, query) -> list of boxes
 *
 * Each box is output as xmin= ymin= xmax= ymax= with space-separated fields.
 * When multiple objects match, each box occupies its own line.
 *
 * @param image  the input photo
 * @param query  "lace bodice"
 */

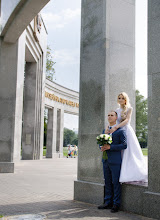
xmin=116 ymin=107 xmax=132 ymax=125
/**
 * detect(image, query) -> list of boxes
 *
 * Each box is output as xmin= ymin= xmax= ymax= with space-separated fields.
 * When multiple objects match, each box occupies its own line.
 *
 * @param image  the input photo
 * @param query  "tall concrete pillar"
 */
xmin=0 ymin=33 xmax=25 ymax=172
xmin=46 ymin=107 xmax=58 ymax=158
xmin=59 ymin=109 xmax=64 ymax=157
xmin=56 ymin=109 xmax=64 ymax=158
xmin=143 ymin=1 xmax=160 ymax=218
xmin=74 ymin=0 xmax=135 ymax=204
xmin=22 ymin=62 xmax=37 ymax=159
xmin=46 ymin=108 xmax=53 ymax=158
xmin=22 ymin=57 xmax=43 ymax=160
xmin=13 ymin=33 xmax=26 ymax=162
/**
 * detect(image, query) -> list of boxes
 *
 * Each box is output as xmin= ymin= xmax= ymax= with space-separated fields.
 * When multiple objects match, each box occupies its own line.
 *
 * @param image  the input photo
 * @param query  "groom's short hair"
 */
xmin=109 ymin=110 xmax=117 ymax=116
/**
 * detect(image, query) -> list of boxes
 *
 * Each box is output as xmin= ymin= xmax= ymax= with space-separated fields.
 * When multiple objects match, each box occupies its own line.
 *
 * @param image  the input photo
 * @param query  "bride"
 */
xmin=106 ymin=92 xmax=148 ymax=183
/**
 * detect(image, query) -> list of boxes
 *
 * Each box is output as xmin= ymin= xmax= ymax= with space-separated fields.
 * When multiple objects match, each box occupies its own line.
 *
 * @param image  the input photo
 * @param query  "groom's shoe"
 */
xmin=98 ymin=203 xmax=112 ymax=209
xmin=111 ymin=205 xmax=119 ymax=213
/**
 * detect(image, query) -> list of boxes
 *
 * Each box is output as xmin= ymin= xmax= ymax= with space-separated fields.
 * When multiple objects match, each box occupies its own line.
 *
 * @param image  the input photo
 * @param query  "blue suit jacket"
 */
xmin=102 ymin=127 xmax=127 ymax=164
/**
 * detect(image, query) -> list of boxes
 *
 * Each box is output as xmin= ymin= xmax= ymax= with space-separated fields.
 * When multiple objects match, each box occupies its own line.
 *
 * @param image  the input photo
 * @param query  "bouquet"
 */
xmin=96 ymin=134 xmax=113 ymax=160
xmin=96 ymin=134 xmax=112 ymax=146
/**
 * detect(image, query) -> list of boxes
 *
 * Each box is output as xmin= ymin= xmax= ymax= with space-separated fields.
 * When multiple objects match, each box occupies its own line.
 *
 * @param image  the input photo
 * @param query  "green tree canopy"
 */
xmin=72 ymin=136 xmax=78 ymax=146
xmin=136 ymin=90 xmax=148 ymax=147
xmin=46 ymin=46 xmax=56 ymax=81
xmin=63 ymin=128 xmax=78 ymax=147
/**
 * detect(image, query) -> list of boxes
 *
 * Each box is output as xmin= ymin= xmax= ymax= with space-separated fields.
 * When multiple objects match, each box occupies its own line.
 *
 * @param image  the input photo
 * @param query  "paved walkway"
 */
xmin=0 ymin=158 xmax=155 ymax=220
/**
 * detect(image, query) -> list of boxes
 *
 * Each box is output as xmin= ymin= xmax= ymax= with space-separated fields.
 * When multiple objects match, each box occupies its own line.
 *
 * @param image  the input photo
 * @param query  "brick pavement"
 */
xmin=0 ymin=158 xmax=155 ymax=220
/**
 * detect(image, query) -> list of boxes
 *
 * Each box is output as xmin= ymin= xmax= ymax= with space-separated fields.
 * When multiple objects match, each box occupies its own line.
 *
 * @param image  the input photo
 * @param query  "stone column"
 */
xmin=46 ymin=107 xmax=57 ymax=158
xmin=34 ymin=56 xmax=43 ymax=160
xmin=39 ymin=55 xmax=46 ymax=160
xmin=22 ymin=55 xmax=44 ymax=160
xmin=0 ymin=33 xmax=25 ymax=172
xmin=13 ymin=32 xmax=26 ymax=162
xmin=56 ymin=109 xmax=64 ymax=158
xmin=59 ymin=109 xmax=64 ymax=158
xmin=22 ymin=62 xmax=37 ymax=160
xmin=74 ymin=0 xmax=135 ymax=204
xmin=143 ymin=1 xmax=160 ymax=218
xmin=46 ymin=108 xmax=53 ymax=158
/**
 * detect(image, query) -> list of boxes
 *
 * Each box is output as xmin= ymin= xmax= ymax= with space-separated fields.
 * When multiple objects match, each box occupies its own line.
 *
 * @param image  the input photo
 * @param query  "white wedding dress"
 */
xmin=116 ymin=107 xmax=148 ymax=183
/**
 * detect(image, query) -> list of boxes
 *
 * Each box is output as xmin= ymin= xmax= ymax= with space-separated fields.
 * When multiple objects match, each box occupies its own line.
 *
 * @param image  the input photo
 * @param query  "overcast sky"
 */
xmin=41 ymin=0 xmax=147 ymax=130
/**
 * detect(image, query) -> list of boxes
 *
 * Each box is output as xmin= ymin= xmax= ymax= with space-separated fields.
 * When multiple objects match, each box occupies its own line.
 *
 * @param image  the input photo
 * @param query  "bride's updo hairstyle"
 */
xmin=117 ymin=92 xmax=131 ymax=122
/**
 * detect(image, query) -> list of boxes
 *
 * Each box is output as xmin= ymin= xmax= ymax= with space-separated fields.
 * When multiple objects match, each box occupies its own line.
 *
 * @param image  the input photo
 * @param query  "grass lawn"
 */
xmin=63 ymin=147 xmax=68 ymax=157
xmin=44 ymin=147 xmax=148 ymax=157
xmin=43 ymin=147 xmax=73 ymax=157
xmin=142 ymin=148 xmax=148 ymax=156
xmin=43 ymin=149 xmax=46 ymax=156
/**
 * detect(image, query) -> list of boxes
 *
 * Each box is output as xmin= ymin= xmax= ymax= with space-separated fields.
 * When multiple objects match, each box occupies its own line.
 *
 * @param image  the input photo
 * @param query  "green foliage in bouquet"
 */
xmin=96 ymin=134 xmax=113 ymax=160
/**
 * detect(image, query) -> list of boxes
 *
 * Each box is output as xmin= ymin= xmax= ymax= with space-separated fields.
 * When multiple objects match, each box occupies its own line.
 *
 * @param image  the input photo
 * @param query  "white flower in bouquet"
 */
xmin=104 ymin=134 xmax=110 ymax=140
xmin=96 ymin=134 xmax=113 ymax=146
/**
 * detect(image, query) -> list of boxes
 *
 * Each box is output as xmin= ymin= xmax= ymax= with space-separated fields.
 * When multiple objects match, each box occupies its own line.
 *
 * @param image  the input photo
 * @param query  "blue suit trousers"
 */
xmin=103 ymin=160 xmax=121 ymax=207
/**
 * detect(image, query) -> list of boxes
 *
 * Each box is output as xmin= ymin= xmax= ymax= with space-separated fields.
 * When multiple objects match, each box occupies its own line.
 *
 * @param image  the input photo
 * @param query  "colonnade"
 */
xmin=0 ymin=0 xmax=79 ymax=166
xmin=45 ymin=79 xmax=79 ymax=158
xmin=0 ymin=11 xmax=48 ymax=171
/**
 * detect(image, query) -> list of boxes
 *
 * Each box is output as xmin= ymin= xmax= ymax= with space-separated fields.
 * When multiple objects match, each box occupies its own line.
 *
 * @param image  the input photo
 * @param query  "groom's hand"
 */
xmin=101 ymin=144 xmax=110 ymax=151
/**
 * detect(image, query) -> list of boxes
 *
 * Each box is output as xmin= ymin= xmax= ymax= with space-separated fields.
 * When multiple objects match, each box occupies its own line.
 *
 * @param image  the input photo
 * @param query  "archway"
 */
xmin=0 ymin=0 xmax=50 ymax=172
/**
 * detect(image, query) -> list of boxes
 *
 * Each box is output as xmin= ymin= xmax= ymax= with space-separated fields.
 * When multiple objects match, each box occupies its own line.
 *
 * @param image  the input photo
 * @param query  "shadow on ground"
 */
xmin=0 ymin=200 xmax=153 ymax=220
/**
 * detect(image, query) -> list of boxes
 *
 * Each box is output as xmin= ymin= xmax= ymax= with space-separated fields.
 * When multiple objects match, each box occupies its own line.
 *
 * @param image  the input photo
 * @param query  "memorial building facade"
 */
xmin=45 ymin=79 xmax=79 ymax=158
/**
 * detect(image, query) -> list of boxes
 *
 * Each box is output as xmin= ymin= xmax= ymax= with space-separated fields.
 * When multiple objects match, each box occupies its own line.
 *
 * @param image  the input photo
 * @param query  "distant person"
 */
xmin=73 ymin=145 xmax=78 ymax=157
xmin=105 ymin=92 xmax=148 ymax=183
xmin=98 ymin=111 xmax=127 ymax=212
xmin=67 ymin=145 xmax=72 ymax=158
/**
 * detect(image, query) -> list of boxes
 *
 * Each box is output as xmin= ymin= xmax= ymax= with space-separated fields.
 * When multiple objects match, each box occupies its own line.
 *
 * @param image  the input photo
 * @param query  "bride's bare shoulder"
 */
xmin=128 ymin=106 xmax=133 ymax=112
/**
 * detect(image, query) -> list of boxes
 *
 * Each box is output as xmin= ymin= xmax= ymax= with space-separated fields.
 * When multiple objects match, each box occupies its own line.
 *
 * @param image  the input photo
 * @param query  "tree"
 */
xmin=44 ymin=46 xmax=55 ymax=145
xmin=72 ymin=136 xmax=78 ymax=146
xmin=63 ymin=128 xmax=78 ymax=146
xmin=46 ymin=46 xmax=56 ymax=81
xmin=136 ymin=90 xmax=148 ymax=148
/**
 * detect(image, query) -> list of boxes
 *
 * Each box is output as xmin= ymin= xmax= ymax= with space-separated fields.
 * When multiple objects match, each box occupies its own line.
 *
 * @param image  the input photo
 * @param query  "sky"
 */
xmin=41 ymin=0 xmax=147 ymax=130
xmin=41 ymin=0 xmax=81 ymax=91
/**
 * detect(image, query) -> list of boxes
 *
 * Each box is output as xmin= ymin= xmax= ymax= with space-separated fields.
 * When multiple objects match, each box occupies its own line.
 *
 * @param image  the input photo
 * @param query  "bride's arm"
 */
xmin=105 ymin=125 xmax=109 ymax=134
xmin=116 ymin=107 xmax=132 ymax=128
xmin=110 ymin=107 xmax=132 ymax=133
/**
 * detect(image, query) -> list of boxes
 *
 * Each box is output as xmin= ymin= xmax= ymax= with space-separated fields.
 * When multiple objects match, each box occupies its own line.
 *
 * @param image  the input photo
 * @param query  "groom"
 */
xmin=98 ymin=111 xmax=127 ymax=212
